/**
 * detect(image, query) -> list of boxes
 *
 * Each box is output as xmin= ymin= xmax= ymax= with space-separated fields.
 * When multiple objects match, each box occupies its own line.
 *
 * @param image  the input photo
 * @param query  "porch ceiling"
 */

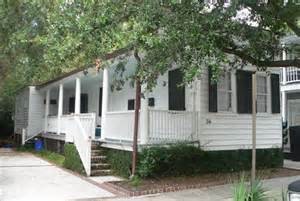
xmin=39 ymin=68 xmax=103 ymax=91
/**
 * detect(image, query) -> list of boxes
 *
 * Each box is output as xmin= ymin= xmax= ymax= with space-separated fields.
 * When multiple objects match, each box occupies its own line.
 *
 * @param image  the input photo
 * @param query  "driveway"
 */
xmin=0 ymin=149 xmax=115 ymax=201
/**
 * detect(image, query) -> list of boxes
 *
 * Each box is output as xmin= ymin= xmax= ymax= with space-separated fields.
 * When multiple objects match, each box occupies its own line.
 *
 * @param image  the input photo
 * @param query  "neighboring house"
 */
xmin=14 ymin=54 xmax=282 ymax=175
xmin=281 ymin=35 xmax=300 ymax=154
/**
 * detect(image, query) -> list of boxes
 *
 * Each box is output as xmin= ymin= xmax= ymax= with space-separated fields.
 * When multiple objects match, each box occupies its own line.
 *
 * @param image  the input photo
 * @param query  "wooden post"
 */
xmin=75 ymin=77 xmax=81 ymax=114
xmin=251 ymin=72 xmax=257 ymax=185
xmin=132 ymin=79 xmax=141 ymax=176
xmin=131 ymin=49 xmax=142 ymax=177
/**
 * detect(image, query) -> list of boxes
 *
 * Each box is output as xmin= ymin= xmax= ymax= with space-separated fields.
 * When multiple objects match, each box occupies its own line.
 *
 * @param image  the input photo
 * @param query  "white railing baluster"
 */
xmin=282 ymin=67 xmax=300 ymax=84
xmin=147 ymin=109 xmax=198 ymax=144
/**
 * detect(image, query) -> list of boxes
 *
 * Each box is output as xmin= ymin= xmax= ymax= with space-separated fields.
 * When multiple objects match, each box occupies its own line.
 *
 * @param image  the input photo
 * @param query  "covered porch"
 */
xmin=41 ymin=65 xmax=199 ymax=147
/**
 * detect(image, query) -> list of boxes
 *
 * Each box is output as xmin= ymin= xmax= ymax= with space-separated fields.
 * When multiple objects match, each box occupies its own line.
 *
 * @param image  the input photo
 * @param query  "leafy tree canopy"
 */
xmin=0 ymin=0 xmax=300 ymax=113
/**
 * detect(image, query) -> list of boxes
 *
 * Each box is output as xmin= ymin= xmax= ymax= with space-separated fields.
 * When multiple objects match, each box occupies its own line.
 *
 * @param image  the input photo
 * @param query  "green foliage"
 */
xmin=106 ymin=149 xmax=132 ymax=178
xmin=138 ymin=144 xmax=204 ymax=178
xmin=16 ymin=145 xmax=65 ymax=166
xmin=63 ymin=143 xmax=85 ymax=175
xmin=137 ymin=145 xmax=283 ymax=178
xmin=0 ymin=0 xmax=299 ymax=122
xmin=233 ymin=177 xmax=249 ymax=201
xmin=129 ymin=175 xmax=142 ymax=187
xmin=37 ymin=150 xmax=65 ymax=166
xmin=233 ymin=178 xmax=269 ymax=201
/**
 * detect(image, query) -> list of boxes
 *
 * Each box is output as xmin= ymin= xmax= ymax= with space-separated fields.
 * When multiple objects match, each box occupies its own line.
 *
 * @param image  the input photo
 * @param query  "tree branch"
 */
xmin=222 ymin=47 xmax=300 ymax=68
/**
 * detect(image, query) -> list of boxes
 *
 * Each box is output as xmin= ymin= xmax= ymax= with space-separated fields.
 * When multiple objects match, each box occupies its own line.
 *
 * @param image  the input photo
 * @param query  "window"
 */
xmin=128 ymin=99 xmax=135 ymax=110
xmin=148 ymin=98 xmax=155 ymax=107
xmin=257 ymin=75 xmax=267 ymax=113
xmin=217 ymin=72 xmax=232 ymax=112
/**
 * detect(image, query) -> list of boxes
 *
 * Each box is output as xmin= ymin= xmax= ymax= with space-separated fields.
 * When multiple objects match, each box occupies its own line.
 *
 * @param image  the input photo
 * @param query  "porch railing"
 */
xmin=148 ymin=109 xmax=198 ymax=144
xmin=104 ymin=111 xmax=136 ymax=142
xmin=47 ymin=116 xmax=58 ymax=133
xmin=281 ymin=67 xmax=300 ymax=84
xmin=45 ymin=113 xmax=96 ymax=176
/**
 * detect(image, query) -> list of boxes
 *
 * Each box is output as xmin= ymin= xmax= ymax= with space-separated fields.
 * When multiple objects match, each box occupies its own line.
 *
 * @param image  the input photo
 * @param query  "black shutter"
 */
xmin=69 ymin=97 xmax=75 ymax=113
xmin=208 ymin=68 xmax=218 ymax=112
xmin=236 ymin=70 xmax=252 ymax=113
xmin=168 ymin=69 xmax=185 ymax=110
xmin=99 ymin=88 xmax=103 ymax=117
xmin=271 ymin=74 xmax=280 ymax=113
xmin=81 ymin=94 xmax=88 ymax=113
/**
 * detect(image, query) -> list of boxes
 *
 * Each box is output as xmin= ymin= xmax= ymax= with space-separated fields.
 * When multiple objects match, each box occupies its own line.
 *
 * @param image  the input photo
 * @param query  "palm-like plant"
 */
xmin=233 ymin=178 xmax=270 ymax=201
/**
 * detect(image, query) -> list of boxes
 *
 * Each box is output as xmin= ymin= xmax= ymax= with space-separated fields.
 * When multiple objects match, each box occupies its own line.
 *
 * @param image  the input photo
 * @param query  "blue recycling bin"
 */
xmin=95 ymin=127 xmax=101 ymax=138
xmin=34 ymin=139 xmax=43 ymax=151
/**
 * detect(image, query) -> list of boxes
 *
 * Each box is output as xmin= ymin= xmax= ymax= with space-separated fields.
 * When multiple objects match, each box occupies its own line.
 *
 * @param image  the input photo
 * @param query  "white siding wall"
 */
xmin=107 ymin=57 xmax=195 ymax=112
xmin=27 ymin=87 xmax=45 ymax=139
xmin=198 ymin=69 xmax=282 ymax=150
xmin=14 ymin=88 xmax=29 ymax=134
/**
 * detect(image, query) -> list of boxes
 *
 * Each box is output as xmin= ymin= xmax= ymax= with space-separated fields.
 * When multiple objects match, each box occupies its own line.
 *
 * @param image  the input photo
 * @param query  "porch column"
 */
xmin=44 ymin=89 xmax=50 ymax=132
xmin=282 ymin=46 xmax=287 ymax=84
xmin=57 ymin=84 xmax=64 ymax=135
xmin=282 ymin=91 xmax=287 ymax=122
xmin=140 ymin=84 xmax=149 ymax=144
xmin=101 ymin=67 xmax=109 ymax=140
xmin=75 ymin=77 xmax=81 ymax=114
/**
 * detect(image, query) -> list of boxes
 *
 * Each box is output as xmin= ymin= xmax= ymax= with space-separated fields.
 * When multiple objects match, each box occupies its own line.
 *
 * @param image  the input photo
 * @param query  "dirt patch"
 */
xmin=105 ymin=168 xmax=300 ymax=196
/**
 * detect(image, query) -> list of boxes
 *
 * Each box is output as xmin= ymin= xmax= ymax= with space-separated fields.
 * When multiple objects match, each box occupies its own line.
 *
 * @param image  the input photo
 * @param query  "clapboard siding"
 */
xmin=27 ymin=87 xmax=45 ymax=139
xmin=198 ymin=68 xmax=282 ymax=151
xmin=14 ymin=88 xmax=29 ymax=134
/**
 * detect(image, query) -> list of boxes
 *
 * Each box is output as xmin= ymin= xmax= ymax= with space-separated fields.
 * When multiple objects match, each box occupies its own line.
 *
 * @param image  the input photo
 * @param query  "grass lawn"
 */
xmin=16 ymin=146 xmax=65 ymax=166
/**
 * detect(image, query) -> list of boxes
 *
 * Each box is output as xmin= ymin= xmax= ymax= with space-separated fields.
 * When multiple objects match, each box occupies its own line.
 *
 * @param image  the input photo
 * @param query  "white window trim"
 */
xmin=256 ymin=73 xmax=269 ymax=114
xmin=217 ymin=71 xmax=232 ymax=112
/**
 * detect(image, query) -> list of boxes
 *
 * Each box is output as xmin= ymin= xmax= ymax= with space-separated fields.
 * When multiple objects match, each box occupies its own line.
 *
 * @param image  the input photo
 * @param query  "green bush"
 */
xmin=137 ymin=144 xmax=283 ymax=178
xmin=138 ymin=144 xmax=205 ymax=177
xmin=106 ymin=149 xmax=132 ymax=178
xmin=63 ymin=143 xmax=85 ymax=175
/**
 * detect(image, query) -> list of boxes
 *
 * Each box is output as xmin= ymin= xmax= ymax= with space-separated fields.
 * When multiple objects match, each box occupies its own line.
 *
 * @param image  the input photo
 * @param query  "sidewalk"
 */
xmin=89 ymin=175 xmax=300 ymax=201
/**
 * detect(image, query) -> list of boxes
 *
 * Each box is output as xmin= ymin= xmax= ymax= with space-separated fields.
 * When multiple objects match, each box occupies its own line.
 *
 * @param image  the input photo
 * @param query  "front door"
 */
xmin=168 ymin=69 xmax=185 ymax=111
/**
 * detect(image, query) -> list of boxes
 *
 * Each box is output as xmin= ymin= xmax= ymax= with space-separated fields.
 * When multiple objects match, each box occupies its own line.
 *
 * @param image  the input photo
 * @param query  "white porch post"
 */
xmin=282 ymin=46 xmax=287 ymax=84
xmin=75 ymin=77 xmax=81 ymax=114
xmin=140 ymin=84 xmax=149 ymax=144
xmin=44 ymin=89 xmax=50 ymax=132
xmin=57 ymin=84 xmax=64 ymax=135
xmin=101 ymin=68 xmax=109 ymax=140
xmin=282 ymin=91 xmax=287 ymax=122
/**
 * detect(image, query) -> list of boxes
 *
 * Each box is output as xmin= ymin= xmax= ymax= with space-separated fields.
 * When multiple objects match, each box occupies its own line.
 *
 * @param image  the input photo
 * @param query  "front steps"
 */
xmin=91 ymin=141 xmax=112 ymax=176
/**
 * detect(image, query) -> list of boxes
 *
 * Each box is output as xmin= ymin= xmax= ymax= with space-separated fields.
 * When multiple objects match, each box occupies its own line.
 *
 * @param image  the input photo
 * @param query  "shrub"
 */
xmin=106 ymin=149 xmax=132 ymax=178
xmin=233 ymin=178 xmax=269 ymax=201
xmin=137 ymin=144 xmax=283 ymax=178
xmin=63 ymin=143 xmax=85 ymax=175
xmin=138 ymin=144 xmax=204 ymax=177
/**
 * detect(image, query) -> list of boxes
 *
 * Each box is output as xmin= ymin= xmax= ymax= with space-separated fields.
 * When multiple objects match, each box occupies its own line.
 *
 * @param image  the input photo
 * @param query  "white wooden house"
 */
xmin=14 ymin=54 xmax=282 ymax=175
xmin=280 ymin=35 xmax=300 ymax=154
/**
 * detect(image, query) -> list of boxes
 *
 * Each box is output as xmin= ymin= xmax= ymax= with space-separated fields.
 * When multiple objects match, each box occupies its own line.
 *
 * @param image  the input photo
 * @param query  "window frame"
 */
xmin=217 ymin=71 xmax=232 ymax=112
xmin=256 ymin=74 xmax=268 ymax=114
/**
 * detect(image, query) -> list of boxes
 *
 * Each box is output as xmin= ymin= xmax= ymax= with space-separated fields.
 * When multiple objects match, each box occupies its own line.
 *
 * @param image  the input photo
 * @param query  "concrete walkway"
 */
xmin=0 ymin=149 xmax=115 ymax=201
xmin=284 ymin=159 xmax=300 ymax=170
